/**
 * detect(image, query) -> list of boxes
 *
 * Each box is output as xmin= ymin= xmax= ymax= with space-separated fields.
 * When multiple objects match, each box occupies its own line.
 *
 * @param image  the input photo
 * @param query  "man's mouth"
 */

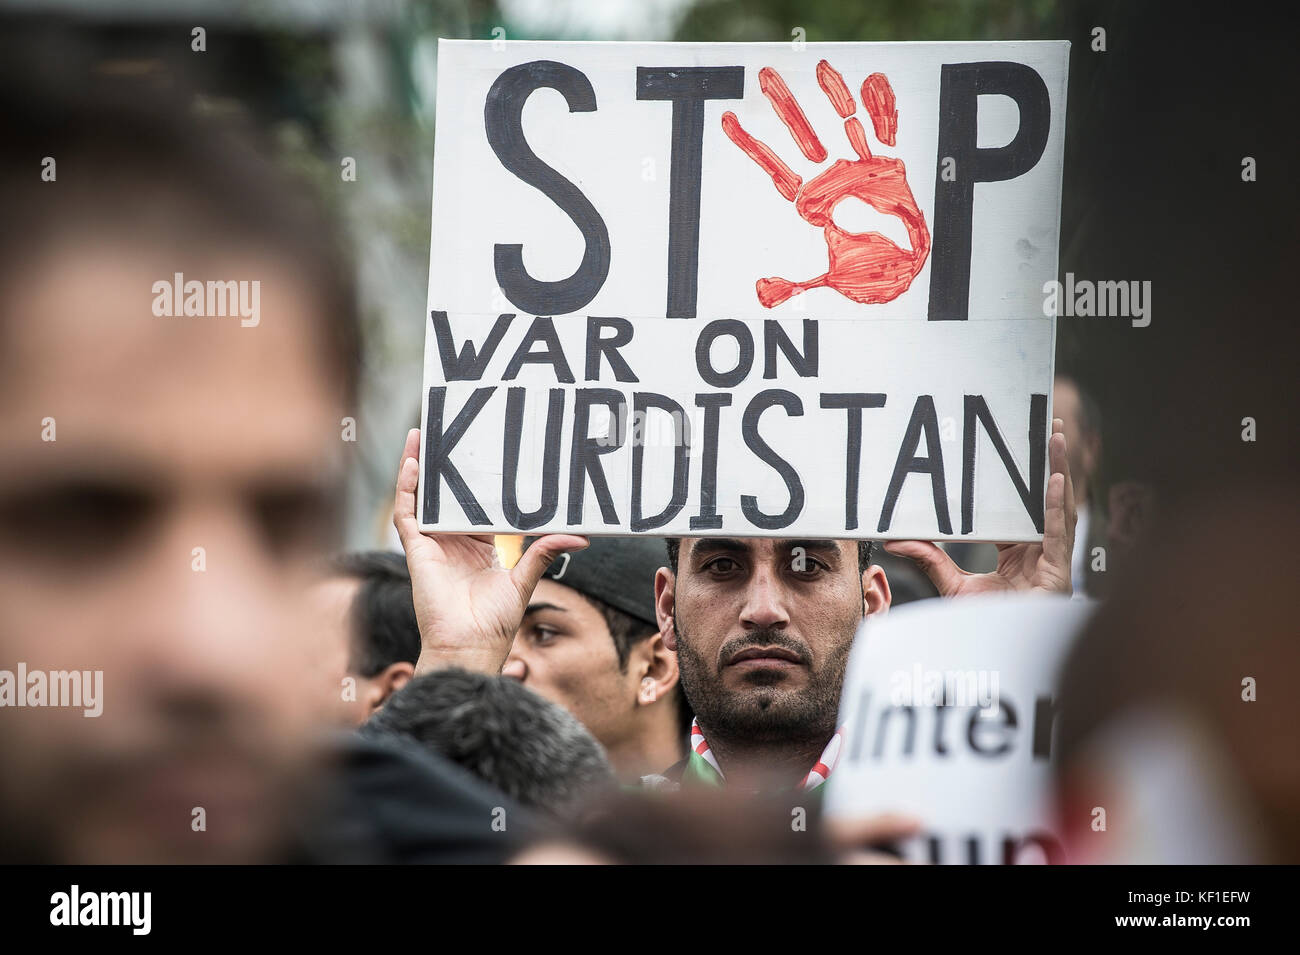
xmin=726 ymin=646 xmax=806 ymax=667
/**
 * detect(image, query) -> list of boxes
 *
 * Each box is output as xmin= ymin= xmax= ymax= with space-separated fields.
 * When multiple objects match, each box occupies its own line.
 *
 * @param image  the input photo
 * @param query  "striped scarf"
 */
xmin=686 ymin=717 xmax=844 ymax=791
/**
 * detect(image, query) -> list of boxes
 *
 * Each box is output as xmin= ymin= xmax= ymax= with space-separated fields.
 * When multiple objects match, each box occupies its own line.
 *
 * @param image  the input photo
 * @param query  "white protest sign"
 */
xmin=419 ymin=40 xmax=1069 ymax=540
xmin=823 ymin=593 xmax=1093 ymax=864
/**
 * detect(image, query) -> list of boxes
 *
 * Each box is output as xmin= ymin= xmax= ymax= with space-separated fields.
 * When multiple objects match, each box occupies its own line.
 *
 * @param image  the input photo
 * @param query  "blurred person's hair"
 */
xmin=0 ymin=55 xmax=360 ymax=405
xmin=328 ymin=551 xmax=420 ymax=677
xmin=515 ymin=787 xmax=837 ymax=865
xmin=363 ymin=669 xmax=615 ymax=819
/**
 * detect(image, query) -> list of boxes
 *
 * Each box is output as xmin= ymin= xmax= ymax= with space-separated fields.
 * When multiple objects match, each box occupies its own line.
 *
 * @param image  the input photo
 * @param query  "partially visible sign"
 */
xmin=824 ymin=593 xmax=1093 ymax=864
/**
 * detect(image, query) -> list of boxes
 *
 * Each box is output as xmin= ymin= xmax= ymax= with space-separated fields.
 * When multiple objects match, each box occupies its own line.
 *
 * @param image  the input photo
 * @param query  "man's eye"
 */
xmin=706 ymin=557 xmax=739 ymax=574
xmin=0 ymin=484 xmax=154 ymax=562
xmin=532 ymin=626 xmax=560 ymax=645
xmin=791 ymin=559 xmax=826 ymax=576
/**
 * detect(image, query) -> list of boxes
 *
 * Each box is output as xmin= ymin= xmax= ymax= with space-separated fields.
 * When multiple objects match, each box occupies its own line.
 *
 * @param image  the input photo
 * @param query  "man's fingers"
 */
xmin=511 ymin=534 xmax=591 ymax=597
xmin=1052 ymin=418 xmax=1078 ymax=531
xmin=1042 ymin=470 xmax=1071 ymax=591
xmin=392 ymin=428 xmax=422 ymax=550
xmin=882 ymin=540 xmax=964 ymax=595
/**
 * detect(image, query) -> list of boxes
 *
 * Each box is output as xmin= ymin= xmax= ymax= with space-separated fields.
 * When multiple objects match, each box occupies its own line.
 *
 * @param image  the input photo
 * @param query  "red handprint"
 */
xmin=722 ymin=60 xmax=930 ymax=308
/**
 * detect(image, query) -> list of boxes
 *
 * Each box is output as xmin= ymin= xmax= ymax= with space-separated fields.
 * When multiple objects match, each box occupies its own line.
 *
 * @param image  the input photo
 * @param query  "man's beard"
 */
xmin=673 ymin=613 xmax=856 ymax=746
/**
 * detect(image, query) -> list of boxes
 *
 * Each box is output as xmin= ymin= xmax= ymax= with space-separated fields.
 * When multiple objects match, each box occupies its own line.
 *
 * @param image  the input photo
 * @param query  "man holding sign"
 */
xmin=399 ymin=39 xmax=1073 ymax=797
xmin=394 ymin=420 xmax=1074 ymax=793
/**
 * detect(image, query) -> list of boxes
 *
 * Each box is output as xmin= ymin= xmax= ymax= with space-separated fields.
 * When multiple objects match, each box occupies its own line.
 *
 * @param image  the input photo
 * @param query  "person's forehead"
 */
xmin=528 ymin=578 xmax=608 ymax=623
xmin=683 ymin=538 xmax=852 ymax=559
xmin=0 ymin=240 xmax=343 ymax=482
xmin=311 ymin=575 xmax=362 ymax=610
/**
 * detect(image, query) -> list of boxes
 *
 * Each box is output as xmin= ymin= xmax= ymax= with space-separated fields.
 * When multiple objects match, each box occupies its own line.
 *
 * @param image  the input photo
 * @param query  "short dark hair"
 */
xmin=328 ymin=551 xmax=421 ymax=678
xmin=364 ymin=669 xmax=614 ymax=818
xmin=0 ymin=64 xmax=360 ymax=405
xmin=578 ymin=590 xmax=656 ymax=672
xmin=664 ymin=539 xmax=874 ymax=576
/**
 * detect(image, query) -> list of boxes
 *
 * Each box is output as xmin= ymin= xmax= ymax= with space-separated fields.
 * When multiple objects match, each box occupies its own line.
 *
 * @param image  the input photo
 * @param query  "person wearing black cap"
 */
xmin=503 ymin=537 xmax=689 ymax=781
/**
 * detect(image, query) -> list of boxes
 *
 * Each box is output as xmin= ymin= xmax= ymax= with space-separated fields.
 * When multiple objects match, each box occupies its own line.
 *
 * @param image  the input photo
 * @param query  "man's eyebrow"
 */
xmin=689 ymin=538 xmax=749 ymax=560
xmin=524 ymin=602 xmax=568 ymax=615
xmin=782 ymin=539 xmax=840 ymax=554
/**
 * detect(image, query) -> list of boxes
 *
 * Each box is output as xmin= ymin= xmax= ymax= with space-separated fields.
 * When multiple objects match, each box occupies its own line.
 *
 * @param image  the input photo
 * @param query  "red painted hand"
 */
xmin=722 ymin=61 xmax=930 ymax=308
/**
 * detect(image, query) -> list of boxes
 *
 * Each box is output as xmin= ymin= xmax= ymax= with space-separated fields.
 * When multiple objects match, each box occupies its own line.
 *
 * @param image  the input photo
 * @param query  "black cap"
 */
xmin=523 ymin=536 xmax=667 ymax=627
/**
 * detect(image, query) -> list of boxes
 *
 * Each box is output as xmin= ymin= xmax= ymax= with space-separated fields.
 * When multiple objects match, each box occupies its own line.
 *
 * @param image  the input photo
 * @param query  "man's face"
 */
xmin=307 ymin=575 xmax=367 ymax=727
xmin=662 ymin=539 xmax=871 ymax=744
xmin=0 ymin=237 xmax=344 ymax=862
xmin=503 ymin=578 xmax=642 ymax=749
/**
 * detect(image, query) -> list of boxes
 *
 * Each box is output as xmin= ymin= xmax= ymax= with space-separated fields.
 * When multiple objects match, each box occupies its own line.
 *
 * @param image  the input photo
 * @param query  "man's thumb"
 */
xmin=511 ymin=534 xmax=591 ymax=595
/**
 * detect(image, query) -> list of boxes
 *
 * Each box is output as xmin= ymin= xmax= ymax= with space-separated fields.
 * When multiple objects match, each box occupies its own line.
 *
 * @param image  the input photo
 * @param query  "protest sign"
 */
xmin=419 ymin=40 xmax=1069 ymax=539
xmin=823 ymin=593 xmax=1094 ymax=864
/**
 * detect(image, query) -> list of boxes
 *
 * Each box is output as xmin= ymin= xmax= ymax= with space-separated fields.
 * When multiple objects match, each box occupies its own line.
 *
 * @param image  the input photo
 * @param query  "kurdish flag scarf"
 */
xmin=684 ymin=717 xmax=844 ymax=791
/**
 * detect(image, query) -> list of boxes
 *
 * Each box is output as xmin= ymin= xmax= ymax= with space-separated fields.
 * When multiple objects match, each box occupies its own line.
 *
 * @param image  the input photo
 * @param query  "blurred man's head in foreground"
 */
xmin=0 ymin=75 xmax=358 ymax=862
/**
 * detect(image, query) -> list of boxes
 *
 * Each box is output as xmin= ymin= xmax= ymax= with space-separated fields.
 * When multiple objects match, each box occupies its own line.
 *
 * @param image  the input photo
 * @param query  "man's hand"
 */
xmin=824 ymin=812 xmax=922 ymax=864
xmin=883 ymin=418 xmax=1077 ymax=596
xmin=392 ymin=428 xmax=589 ymax=675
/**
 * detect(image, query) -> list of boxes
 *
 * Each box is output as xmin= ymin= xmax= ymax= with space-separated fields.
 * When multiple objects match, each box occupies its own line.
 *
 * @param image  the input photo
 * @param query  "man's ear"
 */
xmin=630 ymin=631 xmax=680 ymax=705
xmin=654 ymin=566 xmax=677 ymax=651
xmin=365 ymin=661 xmax=415 ymax=715
xmin=862 ymin=563 xmax=892 ymax=616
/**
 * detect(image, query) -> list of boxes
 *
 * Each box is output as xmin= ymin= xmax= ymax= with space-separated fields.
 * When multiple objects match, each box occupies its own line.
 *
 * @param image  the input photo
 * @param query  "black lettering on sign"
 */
xmin=878 ymin=395 xmax=953 ymax=534
xmin=961 ymin=393 xmax=1047 ymax=534
xmin=763 ymin=319 xmax=819 ymax=379
xmin=423 ymin=386 xmax=494 ymax=525
xmin=584 ymin=316 xmax=639 ymax=382
xmin=967 ymin=699 xmax=1017 ymax=757
xmin=630 ymin=392 xmax=690 ymax=531
xmin=501 ymin=387 xmax=565 ymax=530
xmin=430 ymin=311 xmax=514 ymax=382
xmin=502 ymin=316 xmax=576 ymax=383
xmin=567 ymin=388 xmax=626 ymax=525
xmin=689 ymin=392 xmax=733 ymax=530
xmin=695 ymin=319 xmax=754 ymax=388
xmin=929 ymin=62 xmax=1050 ymax=321
xmin=636 ymin=66 xmax=745 ymax=319
xmin=741 ymin=389 xmax=805 ymax=530
xmin=820 ymin=393 xmax=888 ymax=531
xmin=485 ymin=61 xmax=611 ymax=315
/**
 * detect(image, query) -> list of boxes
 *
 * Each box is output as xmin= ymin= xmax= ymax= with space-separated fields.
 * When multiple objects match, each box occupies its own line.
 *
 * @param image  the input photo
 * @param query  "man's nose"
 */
xmin=125 ymin=503 xmax=295 ymax=701
xmin=501 ymin=640 xmax=527 ymax=681
xmin=739 ymin=565 xmax=791 ymax=630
